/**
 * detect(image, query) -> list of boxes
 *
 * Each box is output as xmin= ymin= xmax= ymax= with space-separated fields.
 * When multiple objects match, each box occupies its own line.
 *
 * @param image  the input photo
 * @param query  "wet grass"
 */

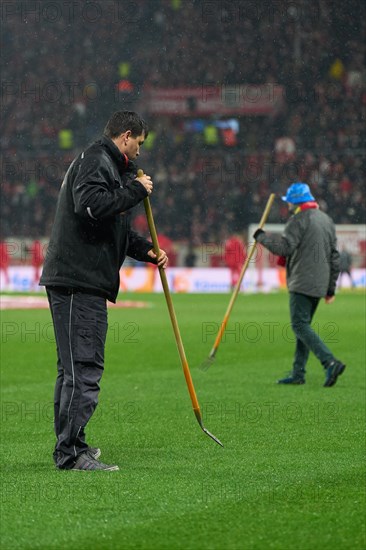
xmin=1 ymin=291 xmax=365 ymax=549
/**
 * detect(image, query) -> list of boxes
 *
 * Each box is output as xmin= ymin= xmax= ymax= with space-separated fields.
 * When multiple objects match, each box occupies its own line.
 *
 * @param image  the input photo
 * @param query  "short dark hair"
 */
xmin=104 ymin=111 xmax=149 ymax=139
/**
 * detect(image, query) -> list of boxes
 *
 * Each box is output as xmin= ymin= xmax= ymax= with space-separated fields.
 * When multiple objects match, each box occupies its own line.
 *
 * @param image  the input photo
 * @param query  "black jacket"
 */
xmin=40 ymin=136 xmax=154 ymax=302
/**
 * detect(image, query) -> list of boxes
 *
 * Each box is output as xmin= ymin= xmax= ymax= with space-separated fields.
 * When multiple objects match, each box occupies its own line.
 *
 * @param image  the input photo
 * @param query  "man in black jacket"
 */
xmin=253 ymin=183 xmax=346 ymax=387
xmin=40 ymin=111 xmax=168 ymax=471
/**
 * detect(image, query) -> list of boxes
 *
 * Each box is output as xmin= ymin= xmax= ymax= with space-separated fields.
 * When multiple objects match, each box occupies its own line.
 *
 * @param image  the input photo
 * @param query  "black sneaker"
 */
xmin=71 ymin=452 xmax=119 ymax=471
xmin=277 ymin=375 xmax=305 ymax=385
xmin=87 ymin=447 xmax=101 ymax=460
xmin=324 ymin=360 xmax=346 ymax=387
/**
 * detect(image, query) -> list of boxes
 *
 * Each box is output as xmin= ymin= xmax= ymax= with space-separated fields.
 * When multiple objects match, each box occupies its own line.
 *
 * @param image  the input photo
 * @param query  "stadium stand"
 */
xmin=1 ymin=0 xmax=365 ymax=251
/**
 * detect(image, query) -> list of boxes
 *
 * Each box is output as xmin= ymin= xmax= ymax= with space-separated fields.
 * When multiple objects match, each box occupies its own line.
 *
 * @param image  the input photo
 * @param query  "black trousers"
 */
xmin=46 ymin=288 xmax=108 ymax=469
xmin=289 ymin=292 xmax=334 ymax=377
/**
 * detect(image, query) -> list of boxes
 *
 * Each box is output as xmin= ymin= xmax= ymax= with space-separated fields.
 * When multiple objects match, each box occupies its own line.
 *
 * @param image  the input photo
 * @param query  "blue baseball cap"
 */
xmin=281 ymin=183 xmax=315 ymax=204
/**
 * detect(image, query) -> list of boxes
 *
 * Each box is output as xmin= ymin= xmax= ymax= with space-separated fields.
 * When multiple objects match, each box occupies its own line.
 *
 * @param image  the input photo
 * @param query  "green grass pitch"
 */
xmin=1 ymin=291 xmax=365 ymax=549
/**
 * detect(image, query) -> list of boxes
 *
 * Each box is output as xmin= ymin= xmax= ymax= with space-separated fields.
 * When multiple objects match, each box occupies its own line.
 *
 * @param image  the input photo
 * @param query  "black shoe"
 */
xmin=54 ymin=446 xmax=100 ymax=463
xmin=87 ymin=447 xmax=101 ymax=460
xmin=70 ymin=452 xmax=119 ymax=471
xmin=277 ymin=375 xmax=305 ymax=385
xmin=324 ymin=360 xmax=346 ymax=387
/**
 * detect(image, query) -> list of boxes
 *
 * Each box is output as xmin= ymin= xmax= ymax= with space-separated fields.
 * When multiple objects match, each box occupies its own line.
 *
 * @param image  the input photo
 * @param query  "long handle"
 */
xmin=143 ymin=195 xmax=200 ymax=414
xmin=138 ymin=170 xmax=223 ymax=446
xmin=209 ymin=193 xmax=275 ymax=358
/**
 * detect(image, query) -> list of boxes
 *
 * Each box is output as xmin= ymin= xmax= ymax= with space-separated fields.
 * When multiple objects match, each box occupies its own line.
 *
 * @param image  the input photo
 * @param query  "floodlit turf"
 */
xmin=1 ymin=290 xmax=365 ymax=549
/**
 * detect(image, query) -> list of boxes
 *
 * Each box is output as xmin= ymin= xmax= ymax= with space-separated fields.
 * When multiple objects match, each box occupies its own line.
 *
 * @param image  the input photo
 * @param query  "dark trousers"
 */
xmin=289 ymin=292 xmax=334 ymax=377
xmin=46 ymin=288 xmax=108 ymax=469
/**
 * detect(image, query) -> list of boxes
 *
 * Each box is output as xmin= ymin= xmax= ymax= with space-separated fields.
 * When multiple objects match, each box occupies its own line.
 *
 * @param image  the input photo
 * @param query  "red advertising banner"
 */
xmin=141 ymin=84 xmax=285 ymax=116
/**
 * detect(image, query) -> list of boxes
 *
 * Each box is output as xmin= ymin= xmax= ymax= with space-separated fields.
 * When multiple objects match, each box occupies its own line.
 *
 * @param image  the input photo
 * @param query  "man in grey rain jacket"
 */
xmin=253 ymin=183 xmax=345 ymax=387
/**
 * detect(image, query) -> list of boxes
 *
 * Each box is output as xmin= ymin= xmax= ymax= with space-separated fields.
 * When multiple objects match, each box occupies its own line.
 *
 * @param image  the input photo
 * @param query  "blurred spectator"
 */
xmin=224 ymin=234 xmax=246 ymax=290
xmin=184 ymin=243 xmax=197 ymax=267
xmin=30 ymin=239 xmax=44 ymax=290
xmin=338 ymin=248 xmax=355 ymax=288
xmin=1 ymin=0 xmax=365 ymax=256
xmin=156 ymin=233 xmax=177 ymax=267
xmin=0 ymin=241 xmax=10 ymax=286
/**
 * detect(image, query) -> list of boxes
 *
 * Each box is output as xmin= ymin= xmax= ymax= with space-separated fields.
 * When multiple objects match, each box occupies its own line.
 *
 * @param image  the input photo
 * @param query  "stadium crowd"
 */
xmin=1 ymin=0 xmax=365 ymax=250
